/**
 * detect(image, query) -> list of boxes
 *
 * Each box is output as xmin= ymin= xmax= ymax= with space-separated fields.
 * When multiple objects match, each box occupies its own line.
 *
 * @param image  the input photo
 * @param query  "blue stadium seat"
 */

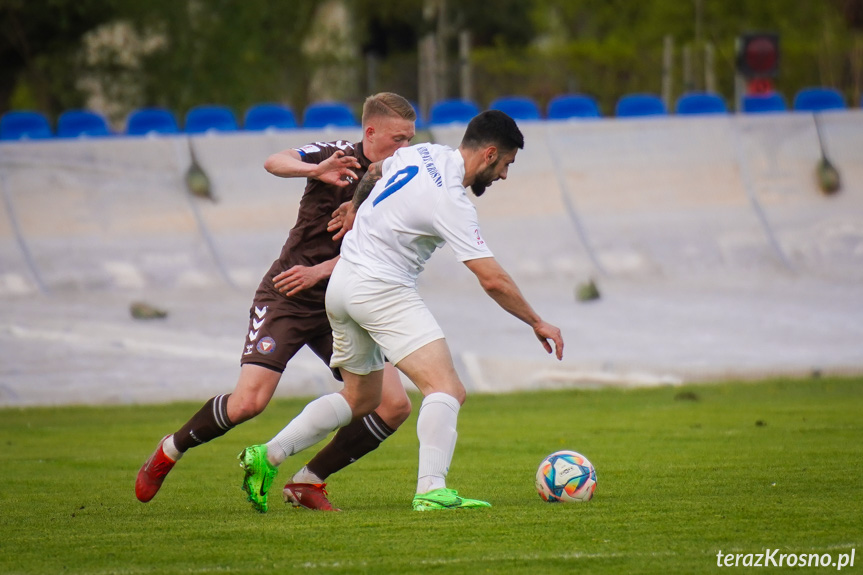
xmin=793 ymin=87 xmax=846 ymax=112
xmin=57 ymin=110 xmax=112 ymax=138
xmin=615 ymin=93 xmax=667 ymax=118
xmin=742 ymin=92 xmax=787 ymax=114
xmin=675 ymin=92 xmax=728 ymax=115
xmin=489 ymin=96 xmax=542 ymax=121
xmin=428 ymin=99 xmax=480 ymax=125
xmin=126 ymin=107 xmax=179 ymax=136
xmin=184 ymin=105 xmax=239 ymax=134
xmin=410 ymin=101 xmax=426 ymax=129
xmin=547 ymin=94 xmax=601 ymax=120
xmin=243 ymin=103 xmax=298 ymax=131
xmin=0 ymin=111 xmax=52 ymax=140
xmin=302 ymin=102 xmax=359 ymax=129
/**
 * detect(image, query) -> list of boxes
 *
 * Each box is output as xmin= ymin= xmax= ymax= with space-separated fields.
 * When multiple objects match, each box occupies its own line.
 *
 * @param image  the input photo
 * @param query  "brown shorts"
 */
xmin=239 ymin=282 xmax=334 ymax=376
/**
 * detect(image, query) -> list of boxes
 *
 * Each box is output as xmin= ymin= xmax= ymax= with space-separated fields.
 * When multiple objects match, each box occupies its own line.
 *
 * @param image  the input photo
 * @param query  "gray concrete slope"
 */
xmin=0 ymin=116 xmax=860 ymax=406
xmin=425 ymin=112 xmax=863 ymax=391
xmin=0 ymin=128 xmax=363 ymax=295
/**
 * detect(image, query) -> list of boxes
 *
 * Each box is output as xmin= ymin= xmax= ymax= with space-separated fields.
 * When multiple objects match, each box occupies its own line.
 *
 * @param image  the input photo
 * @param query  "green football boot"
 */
xmin=412 ymin=488 xmax=491 ymax=511
xmin=238 ymin=445 xmax=278 ymax=513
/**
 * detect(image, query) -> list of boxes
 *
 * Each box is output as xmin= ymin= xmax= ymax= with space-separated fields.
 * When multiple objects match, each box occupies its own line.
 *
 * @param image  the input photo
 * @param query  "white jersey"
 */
xmin=339 ymin=143 xmax=494 ymax=287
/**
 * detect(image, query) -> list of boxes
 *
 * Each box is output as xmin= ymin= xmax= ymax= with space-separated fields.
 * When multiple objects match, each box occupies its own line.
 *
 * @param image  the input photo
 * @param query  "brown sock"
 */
xmin=172 ymin=394 xmax=235 ymax=453
xmin=305 ymin=411 xmax=395 ymax=480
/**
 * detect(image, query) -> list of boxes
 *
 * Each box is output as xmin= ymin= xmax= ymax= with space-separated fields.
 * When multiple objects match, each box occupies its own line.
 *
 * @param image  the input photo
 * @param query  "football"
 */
xmin=535 ymin=450 xmax=597 ymax=502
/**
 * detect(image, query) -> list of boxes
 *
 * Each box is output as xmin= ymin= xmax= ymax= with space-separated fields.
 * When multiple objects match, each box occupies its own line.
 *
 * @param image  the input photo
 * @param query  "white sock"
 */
xmin=162 ymin=435 xmax=182 ymax=462
xmin=416 ymin=392 xmax=460 ymax=494
xmin=266 ymin=393 xmax=353 ymax=466
xmin=291 ymin=465 xmax=325 ymax=484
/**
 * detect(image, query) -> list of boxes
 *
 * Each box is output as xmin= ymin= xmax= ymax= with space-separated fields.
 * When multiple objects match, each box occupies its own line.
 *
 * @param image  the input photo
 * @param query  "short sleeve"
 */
xmin=432 ymin=189 xmax=494 ymax=262
xmin=294 ymin=140 xmax=355 ymax=164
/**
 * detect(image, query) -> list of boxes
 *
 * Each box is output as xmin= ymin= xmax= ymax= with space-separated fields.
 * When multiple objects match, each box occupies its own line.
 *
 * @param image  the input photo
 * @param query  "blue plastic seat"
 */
xmin=742 ymin=92 xmax=787 ymax=114
xmin=489 ymin=96 xmax=542 ymax=121
xmin=126 ymin=107 xmax=179 ymax=136
xmin=428 ymin=99 xmax=480 ymax=125
xmin=675 ymin=92 xmax=728 ymax=115
xmin=615 ymin=93 xmax=667 ymax=117
xmin=0 ymin=111 xmax=53 ymax=140
xmin=410 ymin=101 xmax=426 ymax=129
xmin=57 ymin=110 xmax=111 ymax=138
xmin=547 ymin=94 xmax=601 ymax=120
xmin=244 ymin=103 xmax=298 ymax=131
xmin=793 ymin=87 xmax=846 ymax=112
xmin=302 ymin=102 xmax=359 ymax=129
xmin=184 ymin=105 xmax=239 ymax=134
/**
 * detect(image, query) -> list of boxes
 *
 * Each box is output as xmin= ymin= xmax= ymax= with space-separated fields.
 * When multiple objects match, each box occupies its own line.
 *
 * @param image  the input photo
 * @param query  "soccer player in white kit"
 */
xmin=239 ymin=110 xmax=564 ymax=511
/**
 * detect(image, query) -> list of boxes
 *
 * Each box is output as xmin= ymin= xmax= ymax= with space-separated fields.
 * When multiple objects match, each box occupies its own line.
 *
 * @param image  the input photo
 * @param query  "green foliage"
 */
xmin=474 ymin=0 xmax=863 ymax=111
xmin=0 ymin=376 xmax=860 ymax=574
xmin=0 ymin=0 xmax=119 ymax=111
xmin=116 ymin=0 xmax=318 ymax=118
xmin=2 ymin=0 xmax=862 ymax=122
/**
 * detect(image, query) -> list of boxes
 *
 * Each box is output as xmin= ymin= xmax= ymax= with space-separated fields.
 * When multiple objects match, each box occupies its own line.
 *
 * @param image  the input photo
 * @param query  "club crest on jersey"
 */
xmin=256 ymin=337 xmax=276 ymax=355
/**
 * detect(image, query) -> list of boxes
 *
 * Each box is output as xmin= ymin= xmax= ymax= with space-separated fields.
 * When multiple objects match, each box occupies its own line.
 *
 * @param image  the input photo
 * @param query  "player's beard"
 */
xmin=470 ymin=160 xmax=499 ymax=197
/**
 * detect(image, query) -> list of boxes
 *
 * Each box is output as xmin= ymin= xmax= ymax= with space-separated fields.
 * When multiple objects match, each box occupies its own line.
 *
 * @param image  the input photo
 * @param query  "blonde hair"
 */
xmin=362 ymin=92 xmax=416 ymax=125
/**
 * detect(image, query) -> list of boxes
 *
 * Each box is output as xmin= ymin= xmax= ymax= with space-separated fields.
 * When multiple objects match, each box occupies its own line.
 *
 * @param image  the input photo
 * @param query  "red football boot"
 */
xmin=135 ymin=435 xmax=177 ymax=502
xmin=283 ymin=482 xmax=341 ymax=511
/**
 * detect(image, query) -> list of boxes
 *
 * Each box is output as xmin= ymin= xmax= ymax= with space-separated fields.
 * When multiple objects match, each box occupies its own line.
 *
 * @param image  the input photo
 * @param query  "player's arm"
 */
xmin=327 ymin=160 xmax=385 ymax=241
xmin=264 ymin=148 xmax=360 ymax=187
xmin=273 ymin=256 xmax=340 ymax=297
xmin=351 ymin=160 xmax=384 ymax=209
xmin=463 ymin=257 xmax=564 ymax=360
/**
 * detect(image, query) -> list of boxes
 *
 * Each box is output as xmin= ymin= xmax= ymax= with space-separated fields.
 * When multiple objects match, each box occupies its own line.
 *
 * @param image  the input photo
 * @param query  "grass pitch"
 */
xmin=1 ymin=376 xmax=861 ymax=574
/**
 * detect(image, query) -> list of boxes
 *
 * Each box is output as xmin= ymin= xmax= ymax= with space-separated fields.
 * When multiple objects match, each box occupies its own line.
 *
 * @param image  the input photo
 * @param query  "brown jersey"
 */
xmin=240 ymin=140 xmax=369 ymax=373
xmin=261 ymin=140 xmax=370 ymax=309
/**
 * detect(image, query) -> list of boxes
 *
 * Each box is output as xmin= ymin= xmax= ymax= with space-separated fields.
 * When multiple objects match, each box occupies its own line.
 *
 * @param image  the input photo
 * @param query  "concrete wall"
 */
xmin=0 ymin=128 xmax=361 ymax=295
xmin=1 ymin=115 xmax=861 ymax=405
xmin=430 ymin=112 xmax=863 ymax=283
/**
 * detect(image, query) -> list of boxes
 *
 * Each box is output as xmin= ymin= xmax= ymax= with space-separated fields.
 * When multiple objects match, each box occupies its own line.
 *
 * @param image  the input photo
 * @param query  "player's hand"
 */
xmin=273 ymin=265 xmax=325 ymax=297
xmin=534 ymin=321 xmax=564 ymax=360
xmin=314 ymin=150 xmax=361 ymax=187
xmin=328 ymin=201 xmax=356 ymax=241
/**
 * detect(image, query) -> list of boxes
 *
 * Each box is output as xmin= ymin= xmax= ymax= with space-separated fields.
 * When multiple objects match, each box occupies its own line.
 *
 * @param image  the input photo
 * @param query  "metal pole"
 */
xmin=436 ymin=0 xmax=447 ymax=100
xmin=683 ymin=45 xmax=693 ymax=94
xmin=419 ymin=35 xmax=436 ymax=121
xmin=694 ymin=0 xmax=703 ymax=92
xmin=705 ymin=42 xmax=715 ymax=93
xmin=734 ymin=36 xmax=744 ymax=112
xmin=662 ymin=35 xmax=674 ymax=111
xmin=419 ymin=0 xmax=438 ymax=119
xmin=459 ymin=29 xmax=472 ymax=102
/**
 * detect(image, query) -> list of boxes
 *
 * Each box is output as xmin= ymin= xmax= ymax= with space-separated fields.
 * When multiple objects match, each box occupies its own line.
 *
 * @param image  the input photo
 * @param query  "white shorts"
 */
xmin=326 ymin=259 xmax=445 ymax=375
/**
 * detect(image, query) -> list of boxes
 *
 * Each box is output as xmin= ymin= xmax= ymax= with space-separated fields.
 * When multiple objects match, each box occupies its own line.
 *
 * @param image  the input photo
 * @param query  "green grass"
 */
xmin=1 ymin=377 xmax=861 ymax=574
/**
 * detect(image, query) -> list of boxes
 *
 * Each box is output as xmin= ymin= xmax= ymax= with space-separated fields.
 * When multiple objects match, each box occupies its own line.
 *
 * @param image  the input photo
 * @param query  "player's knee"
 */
xmin=349 ymin=396 xmax=379 ymax=419
xmin=377 ymin=393 xmax=412 ymax=427
xmin=393 ymin=393 xmax=413 ymax=421
xmin=436 ymin=378 xmax=466 ymax=405
xmin=450 ymin=386 xmax=467 ymax=406
xmin=228 ymin=395 xmax=266 ymax=424
xmin=341 ymin=386 xmax=382 ymax=419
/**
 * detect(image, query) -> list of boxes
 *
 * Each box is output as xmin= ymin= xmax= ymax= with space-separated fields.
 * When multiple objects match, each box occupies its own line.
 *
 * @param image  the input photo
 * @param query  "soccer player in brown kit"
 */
xmin=136 ymin=92 xmax=417 ymax=511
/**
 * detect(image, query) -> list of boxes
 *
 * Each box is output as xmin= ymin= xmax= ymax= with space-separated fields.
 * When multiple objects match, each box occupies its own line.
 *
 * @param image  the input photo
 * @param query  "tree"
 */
xmin=103 ymin=1 xmax=318 ymax=122
xmin=0 ymin=0 xmax=118 ymax=115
